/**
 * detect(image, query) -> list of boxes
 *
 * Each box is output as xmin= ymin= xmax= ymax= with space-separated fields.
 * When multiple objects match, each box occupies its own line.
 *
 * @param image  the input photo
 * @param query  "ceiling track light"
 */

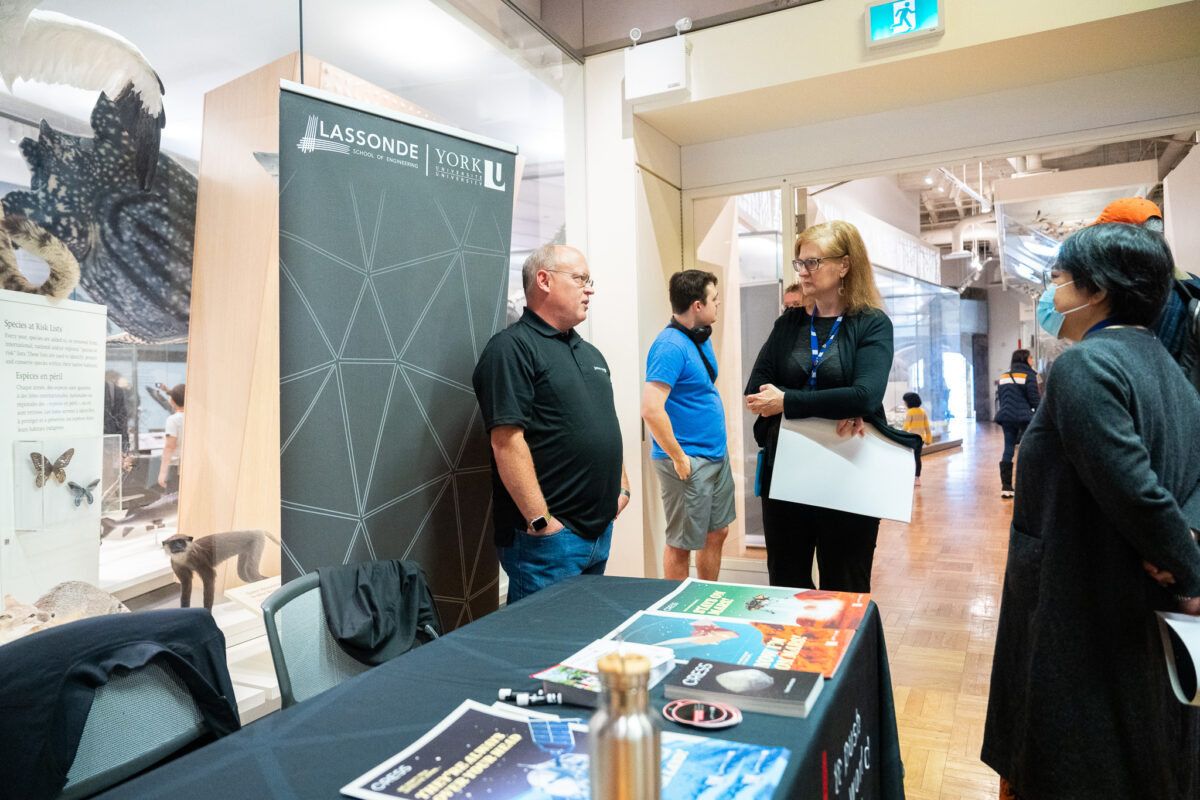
xmin=936 ymin=167 xmax=991 ymax=212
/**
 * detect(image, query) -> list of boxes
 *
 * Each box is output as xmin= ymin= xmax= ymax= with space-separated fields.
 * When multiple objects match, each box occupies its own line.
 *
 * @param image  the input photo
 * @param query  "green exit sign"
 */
xmin=865 ymin=0 xmax=943 ymax=48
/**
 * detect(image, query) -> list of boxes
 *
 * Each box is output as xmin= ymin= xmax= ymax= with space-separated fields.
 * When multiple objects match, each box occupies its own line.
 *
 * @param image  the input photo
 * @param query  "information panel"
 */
xmin=0 ymin=290 xmax=106 ymax=599
xmin=278 ymin=84 xmax=517 ymax=623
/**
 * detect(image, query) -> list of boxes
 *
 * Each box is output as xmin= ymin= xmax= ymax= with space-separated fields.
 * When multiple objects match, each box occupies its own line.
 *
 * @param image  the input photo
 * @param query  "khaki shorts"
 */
xmin=652 ymin=453 xmax=736 ymax=551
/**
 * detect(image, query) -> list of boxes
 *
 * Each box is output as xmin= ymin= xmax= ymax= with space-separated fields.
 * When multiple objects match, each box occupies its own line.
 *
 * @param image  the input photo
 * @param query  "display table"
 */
xmin=94 ymin=575 xmax=905 ymax=799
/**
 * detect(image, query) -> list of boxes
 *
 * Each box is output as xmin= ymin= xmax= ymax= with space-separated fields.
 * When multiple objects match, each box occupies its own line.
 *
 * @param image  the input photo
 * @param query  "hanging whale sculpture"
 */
xmin=1 ymin=92 xmax=196 ymax=342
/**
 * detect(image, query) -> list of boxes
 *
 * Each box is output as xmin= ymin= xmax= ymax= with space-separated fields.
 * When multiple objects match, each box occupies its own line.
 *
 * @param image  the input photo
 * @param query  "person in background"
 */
xmin=745 ymin=220 xmax=922 ymax=592
xmin=993 ymin=349 xmax=1039 ymax=498
xmin=473 ymin=243 xmax=630 ymax=604
xmin=642 ymin=269 xmax=734 ymax=581
xmin=982 ymin=223 xmax=1200 ymax=800
xmin=902 ymin=392 xmax=931 ymax=486
xmin=1093 ymin=196 xmax=1200 ymax=393
xmin=157 ymin=383 xmax=184 ymax=492
xmin=103 ymin=370 xmax=130 ymax=452
xmin=782 ymin=282 xmax=810 ymax=311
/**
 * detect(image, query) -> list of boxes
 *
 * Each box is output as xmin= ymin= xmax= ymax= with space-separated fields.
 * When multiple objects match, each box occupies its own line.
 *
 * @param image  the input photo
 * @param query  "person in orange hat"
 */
xmin=1092 ymin=196 xmax=1164 ymax=231
xmin=1091 ymin=197 xmax=1199 ymax=393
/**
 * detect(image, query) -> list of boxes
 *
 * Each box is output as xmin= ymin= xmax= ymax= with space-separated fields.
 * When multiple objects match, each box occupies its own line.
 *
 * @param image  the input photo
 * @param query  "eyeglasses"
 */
xmin=792 ymin=256 xmax=842 ymax=275
xmin=545 ymin=269 xmax=595 ymax=288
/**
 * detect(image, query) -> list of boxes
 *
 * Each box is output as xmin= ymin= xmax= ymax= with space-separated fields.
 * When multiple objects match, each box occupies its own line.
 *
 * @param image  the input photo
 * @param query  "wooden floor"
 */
xmin=872 ymin=420 xmax=1010 ymax=800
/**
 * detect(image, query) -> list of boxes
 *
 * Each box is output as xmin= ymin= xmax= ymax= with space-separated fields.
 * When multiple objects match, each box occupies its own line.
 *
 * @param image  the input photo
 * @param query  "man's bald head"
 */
xmin=523 ymin=244 xmax=584 ymax=295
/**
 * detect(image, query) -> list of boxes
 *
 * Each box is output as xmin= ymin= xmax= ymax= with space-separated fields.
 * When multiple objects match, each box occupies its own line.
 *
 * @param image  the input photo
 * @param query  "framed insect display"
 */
xmin=12 ymin=438 xmax=104 ymax=530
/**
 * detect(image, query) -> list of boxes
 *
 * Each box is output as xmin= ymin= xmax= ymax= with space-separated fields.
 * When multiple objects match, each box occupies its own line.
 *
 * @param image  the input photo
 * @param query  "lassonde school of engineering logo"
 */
xmin=296 ymin=114 xmax=508 ymax=193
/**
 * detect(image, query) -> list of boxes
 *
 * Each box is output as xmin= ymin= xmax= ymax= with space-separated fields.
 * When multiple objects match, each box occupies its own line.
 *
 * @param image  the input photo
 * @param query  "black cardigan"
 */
xmin=982 ymin=326 xmax=1200 ymax=798
xmin=745 ymin=306 xmax=921 ymax=494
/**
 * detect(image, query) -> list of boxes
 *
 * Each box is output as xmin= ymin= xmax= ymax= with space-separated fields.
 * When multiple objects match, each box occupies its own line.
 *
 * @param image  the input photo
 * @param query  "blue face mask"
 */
xmin=1036 ymin=281 xmax=1089 ymax=337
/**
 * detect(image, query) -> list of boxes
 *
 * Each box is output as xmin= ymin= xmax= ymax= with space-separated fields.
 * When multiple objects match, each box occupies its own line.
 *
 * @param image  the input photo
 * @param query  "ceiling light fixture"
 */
xmin=936 ymin=167 xmax=991 ymax=212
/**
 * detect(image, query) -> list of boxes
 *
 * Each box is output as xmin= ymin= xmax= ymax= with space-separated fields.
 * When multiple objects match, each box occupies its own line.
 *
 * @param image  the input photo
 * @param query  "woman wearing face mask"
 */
xmin=982 ymin=223 xmax=1200 ymax=800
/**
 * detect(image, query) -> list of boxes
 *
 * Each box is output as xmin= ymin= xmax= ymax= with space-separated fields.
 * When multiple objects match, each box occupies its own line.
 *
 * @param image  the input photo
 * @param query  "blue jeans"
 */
xmin=498 ymin=521 xmax=613 ymax=605
xmin=999 ymin=421 xmax=1027 ymax=462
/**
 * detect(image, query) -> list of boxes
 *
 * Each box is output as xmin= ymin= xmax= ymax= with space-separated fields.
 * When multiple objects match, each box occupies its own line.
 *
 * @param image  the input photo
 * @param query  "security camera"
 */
xmin=674 ymin=17 xmax=693 ymax=34
xmin=629 ymin=27 xmax=642 ymax=46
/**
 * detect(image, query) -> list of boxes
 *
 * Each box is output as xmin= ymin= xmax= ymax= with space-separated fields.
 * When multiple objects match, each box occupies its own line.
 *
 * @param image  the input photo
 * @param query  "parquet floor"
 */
xmin=871 ymin=421 xmax=1011 ymax=800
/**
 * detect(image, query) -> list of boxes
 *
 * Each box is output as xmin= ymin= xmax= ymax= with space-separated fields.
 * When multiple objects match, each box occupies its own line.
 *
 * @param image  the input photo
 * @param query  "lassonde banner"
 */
xmin=278 ymin=84 xmax=516 ymax=623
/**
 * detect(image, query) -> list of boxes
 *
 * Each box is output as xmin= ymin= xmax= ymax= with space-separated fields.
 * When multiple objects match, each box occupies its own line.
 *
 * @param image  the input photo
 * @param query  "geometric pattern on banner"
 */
xmin=279 ymin=89 xmax=515 ymax=630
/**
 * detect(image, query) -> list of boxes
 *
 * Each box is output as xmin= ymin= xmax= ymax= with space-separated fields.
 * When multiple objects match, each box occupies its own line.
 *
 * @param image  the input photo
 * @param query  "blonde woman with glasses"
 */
xmin=744 ymin=220 xmax=921 ymax=591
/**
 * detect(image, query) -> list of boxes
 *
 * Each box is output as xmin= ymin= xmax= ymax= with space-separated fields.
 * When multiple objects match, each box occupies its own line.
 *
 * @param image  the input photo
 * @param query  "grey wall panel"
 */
xmin=279 ymin=89 xmax=516 ymax=628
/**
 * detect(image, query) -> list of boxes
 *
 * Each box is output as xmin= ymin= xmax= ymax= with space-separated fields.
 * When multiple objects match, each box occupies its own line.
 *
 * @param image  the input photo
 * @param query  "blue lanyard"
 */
xmin=809 ymin=313 xmax=844 ymax=388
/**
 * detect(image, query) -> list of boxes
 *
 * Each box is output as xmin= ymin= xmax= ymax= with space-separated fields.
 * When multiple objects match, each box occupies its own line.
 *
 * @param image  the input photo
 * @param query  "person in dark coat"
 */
xmin=744 ymin=220 xmax=921 ymax=592
xmin=993 ymin=349 xmax=1039 ymax=498
xmin=982 ymin=223 xmax=1200 ymax=800
xmin=1091 ymin=196 xmax=1200 ymax=394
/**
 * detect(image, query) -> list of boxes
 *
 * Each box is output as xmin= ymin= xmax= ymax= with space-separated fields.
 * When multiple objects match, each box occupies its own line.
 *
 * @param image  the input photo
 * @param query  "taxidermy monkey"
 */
xmin=163 ymin=530 xmax=278 ymax=610
xmin=0 ymin=211 xmax=80 ymax=299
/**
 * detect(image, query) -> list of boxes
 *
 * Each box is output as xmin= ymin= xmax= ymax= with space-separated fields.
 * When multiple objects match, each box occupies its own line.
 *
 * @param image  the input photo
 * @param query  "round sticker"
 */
xmin=662 ymin=698 xmax=742 ymax=729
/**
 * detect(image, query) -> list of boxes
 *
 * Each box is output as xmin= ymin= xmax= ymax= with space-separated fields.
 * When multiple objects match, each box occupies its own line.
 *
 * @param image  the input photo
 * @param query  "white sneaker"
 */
xmin=1001 ymin=488 xmax=1014 ymax=498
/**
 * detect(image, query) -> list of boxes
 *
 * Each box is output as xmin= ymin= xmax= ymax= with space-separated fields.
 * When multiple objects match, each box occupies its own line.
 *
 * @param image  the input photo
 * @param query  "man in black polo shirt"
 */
xmin=473 ymin=243 xmax=630 ymax=604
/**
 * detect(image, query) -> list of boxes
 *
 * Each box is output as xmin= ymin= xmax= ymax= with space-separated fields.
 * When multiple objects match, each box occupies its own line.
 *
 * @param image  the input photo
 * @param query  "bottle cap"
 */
xmin=597 ymin=652 xmax=650 ymax=690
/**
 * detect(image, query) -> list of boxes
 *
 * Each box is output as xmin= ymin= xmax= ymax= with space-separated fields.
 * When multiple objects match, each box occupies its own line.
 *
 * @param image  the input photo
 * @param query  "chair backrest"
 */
xmin=261 ymin=571 xmax=371 ymax=708
xmin=59 ymin=660 xmax=207 ymax=799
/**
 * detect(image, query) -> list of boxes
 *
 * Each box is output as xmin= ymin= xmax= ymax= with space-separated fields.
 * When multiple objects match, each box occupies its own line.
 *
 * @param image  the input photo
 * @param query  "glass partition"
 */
xmin=875 ymin=269 xmax=973 ymax=436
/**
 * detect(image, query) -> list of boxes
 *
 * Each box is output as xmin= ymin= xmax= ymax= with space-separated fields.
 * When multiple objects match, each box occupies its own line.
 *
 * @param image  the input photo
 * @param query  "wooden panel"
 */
xmin=183 ymin=53 xmax=301 ymax=594
xmin=182 ymin=54 xmax=436 ymax=593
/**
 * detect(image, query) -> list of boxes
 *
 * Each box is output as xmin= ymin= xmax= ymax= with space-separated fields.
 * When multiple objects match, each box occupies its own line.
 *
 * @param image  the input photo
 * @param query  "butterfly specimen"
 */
xmin=67 ymin=479 xmax=101 ymax=507
xmin=30 ymin=449 xmax=74 ymax=488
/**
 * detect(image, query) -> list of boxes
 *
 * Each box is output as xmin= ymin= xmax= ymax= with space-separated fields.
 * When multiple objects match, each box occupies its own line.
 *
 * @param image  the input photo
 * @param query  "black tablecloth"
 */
xmin=94 ymin=575 xmax=905 ymax=799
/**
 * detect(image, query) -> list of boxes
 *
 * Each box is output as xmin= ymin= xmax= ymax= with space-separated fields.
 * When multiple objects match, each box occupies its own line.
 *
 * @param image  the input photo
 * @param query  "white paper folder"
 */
xmin=768 ymin=417 xmax=915 ymax=523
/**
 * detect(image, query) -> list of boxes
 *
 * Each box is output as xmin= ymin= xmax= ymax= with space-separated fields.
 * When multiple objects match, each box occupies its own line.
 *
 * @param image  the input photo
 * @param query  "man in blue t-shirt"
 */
xmin=641 ymin=270 xmax=735 ymax=581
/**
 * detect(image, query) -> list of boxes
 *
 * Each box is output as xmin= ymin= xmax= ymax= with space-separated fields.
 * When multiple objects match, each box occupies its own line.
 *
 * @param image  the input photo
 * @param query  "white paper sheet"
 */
xmin=767 ymin=417 xmax=915 ymax=523
xmin=1157 ymin=611 xmax=1200 ymax=706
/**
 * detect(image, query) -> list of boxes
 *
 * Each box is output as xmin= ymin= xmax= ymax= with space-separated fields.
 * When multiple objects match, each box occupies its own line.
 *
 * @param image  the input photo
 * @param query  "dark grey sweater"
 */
xmin=982 ymin=326 xmax=1200 ymax=799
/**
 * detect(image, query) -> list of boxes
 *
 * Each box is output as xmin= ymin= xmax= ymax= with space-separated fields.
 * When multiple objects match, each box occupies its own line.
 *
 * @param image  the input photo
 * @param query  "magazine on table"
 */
xmin=531 ymin=639 xmax=676 ymax=707
xmin=603 ymin=610 xmax=853 ymax=679
xmin=340 ymin=699 xmax=789 ymax=800
xmin=663 ymin=657 xmax=824 ymax=718
xmin=649 ymin=578 xmax=870 ymax=629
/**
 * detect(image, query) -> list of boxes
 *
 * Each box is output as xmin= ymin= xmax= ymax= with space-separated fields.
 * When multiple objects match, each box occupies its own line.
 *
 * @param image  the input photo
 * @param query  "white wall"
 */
xmin=813 ymin=176 xmax=921 ymax=238
xmin=679 ymin=0 xmax=1193 ymax=108
xmin=986 ymin=286 xmax=1031 ymax=395
xmin=633 ymin=157 xmax=683 ymax=578
xmin=572 ymin=51 xmax=690 ymax=578
xmin=1164 ymin=142 xmax=1200 ymax=277
xmin=680 ymin=57 xmax=1200 ymax=190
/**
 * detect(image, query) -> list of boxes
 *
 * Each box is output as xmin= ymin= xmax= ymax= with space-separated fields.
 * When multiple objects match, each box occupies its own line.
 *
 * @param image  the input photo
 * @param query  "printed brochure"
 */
xmin=605 ymin=610 xmax=853 ymax=679
xmin=340 ymin=699 xmax=789 ymax=800
xmin=650 ymin=578 xmax=869 ymax=630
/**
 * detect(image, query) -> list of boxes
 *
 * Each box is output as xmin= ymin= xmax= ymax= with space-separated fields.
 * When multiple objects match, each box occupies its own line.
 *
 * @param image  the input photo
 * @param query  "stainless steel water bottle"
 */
xmin=590 ymin=652 xmax=661 ymax=799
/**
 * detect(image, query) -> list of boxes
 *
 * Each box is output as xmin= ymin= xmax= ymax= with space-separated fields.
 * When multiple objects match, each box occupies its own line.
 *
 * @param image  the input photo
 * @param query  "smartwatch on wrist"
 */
xmin=529 ymin=515 xmax=549 ymax=533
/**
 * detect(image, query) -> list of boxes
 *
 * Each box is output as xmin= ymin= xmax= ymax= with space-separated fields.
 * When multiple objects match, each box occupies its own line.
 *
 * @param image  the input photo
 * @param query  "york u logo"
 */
xmin=433 ymin=147 xmax=507 ymax=192
xmin=484 ymin=159 xmax=506 ymax=192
